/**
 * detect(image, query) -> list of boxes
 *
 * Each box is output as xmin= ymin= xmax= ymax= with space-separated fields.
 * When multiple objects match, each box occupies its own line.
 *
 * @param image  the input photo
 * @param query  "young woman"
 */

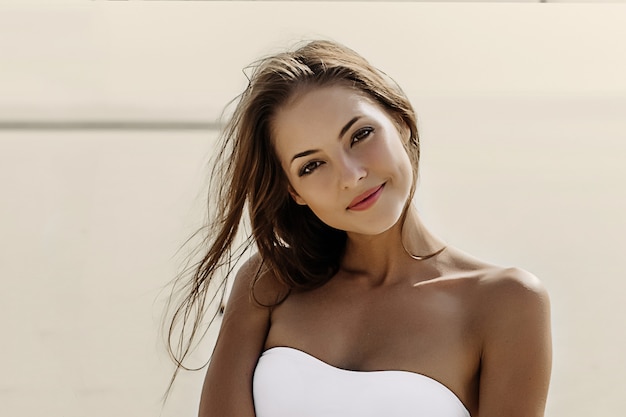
xmin=168 ymin=40 xmax=552 ymax=417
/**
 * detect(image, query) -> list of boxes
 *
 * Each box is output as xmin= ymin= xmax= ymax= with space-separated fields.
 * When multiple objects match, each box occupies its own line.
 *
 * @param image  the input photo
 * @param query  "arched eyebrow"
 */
xmin=339 ymin=116 xmax=361 ymax=139
xmin=291 ymin=149 xmax=320 ymax=163
xmin=290 ymin=116 xmax=362 ymax=163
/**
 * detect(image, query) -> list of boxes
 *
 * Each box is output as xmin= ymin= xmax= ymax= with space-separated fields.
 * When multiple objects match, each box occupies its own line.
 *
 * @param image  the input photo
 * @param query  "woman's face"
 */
xmin=272 ymin=84 xmax=414 ymax=236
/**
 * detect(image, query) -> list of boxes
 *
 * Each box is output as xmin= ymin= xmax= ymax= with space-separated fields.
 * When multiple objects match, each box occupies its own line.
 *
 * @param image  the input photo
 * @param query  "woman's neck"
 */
xmin=339 ymin=205 xmax=446 ymax=286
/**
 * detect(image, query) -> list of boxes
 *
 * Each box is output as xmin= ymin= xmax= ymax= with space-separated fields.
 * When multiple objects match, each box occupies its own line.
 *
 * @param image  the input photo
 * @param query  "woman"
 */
xmin=168 ymin=40 xmax=552 ymax=416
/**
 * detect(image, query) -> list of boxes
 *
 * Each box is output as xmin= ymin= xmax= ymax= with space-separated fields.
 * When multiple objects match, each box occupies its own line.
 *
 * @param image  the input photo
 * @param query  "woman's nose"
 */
xmin=338 ymin=155 xmax=367 ymax=189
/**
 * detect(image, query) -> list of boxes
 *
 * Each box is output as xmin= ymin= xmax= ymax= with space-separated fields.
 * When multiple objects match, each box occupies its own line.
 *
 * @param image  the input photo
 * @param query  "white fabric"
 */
xmin=253 ymin=346 xmax=470 ymax=417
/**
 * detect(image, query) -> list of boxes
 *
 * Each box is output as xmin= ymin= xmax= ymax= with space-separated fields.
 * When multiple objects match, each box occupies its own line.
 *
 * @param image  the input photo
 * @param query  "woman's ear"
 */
xmin=288 ymin=185 xmax=307 ymax=206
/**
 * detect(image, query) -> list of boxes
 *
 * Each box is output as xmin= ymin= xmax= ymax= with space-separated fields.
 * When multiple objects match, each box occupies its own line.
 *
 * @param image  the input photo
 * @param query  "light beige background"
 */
xmin=1 ymin=2 xmax=625 ymax=416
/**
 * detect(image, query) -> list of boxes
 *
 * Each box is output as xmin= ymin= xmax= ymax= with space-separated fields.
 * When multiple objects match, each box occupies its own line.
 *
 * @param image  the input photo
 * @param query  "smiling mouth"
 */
xmin=347 ymin=183 xmax=385 ymax=210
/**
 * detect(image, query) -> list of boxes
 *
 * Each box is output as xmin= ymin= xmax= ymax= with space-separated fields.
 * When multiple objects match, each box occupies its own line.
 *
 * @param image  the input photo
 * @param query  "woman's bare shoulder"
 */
xmin=229 ymin=252 xmax=289 ymax=310
xmin=439 ymin=247 xmax=549 ymax=323
xmin=477 ymin=265 xmax=549 ymax=310
xmin=446 ymin=247 xmax=551 ymax=343
xmin=443 ymin=247 xmax=547 ymax=295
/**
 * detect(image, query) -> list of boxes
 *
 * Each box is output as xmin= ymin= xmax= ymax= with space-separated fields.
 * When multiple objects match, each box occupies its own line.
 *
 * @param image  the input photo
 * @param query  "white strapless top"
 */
xmin=253 ymin=347 xmax=470 ymax=417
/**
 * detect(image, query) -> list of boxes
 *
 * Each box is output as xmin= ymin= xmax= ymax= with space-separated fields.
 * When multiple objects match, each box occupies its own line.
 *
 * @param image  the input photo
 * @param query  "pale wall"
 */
xmin=1 ymin=3 xmax=625 ymax=416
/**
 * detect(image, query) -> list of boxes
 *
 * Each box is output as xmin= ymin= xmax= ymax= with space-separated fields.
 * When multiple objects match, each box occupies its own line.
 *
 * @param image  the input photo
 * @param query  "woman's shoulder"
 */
xmin=480 ymin=267 xmax=550 ymax=334
xmin=446 ymin=249 xmax=550 ymax=342
xmin=442 ymin=247 xmax=549 ymax=315
xmin=231 ymin=252 xmax=290 ymax=309
xmin=478 ymin=265 xmax=547 ymax=298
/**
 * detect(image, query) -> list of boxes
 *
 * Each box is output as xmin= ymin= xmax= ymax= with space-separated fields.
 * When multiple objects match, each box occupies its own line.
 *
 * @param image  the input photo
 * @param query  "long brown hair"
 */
xmin=165 ymin=39 xmax=420 ymax=391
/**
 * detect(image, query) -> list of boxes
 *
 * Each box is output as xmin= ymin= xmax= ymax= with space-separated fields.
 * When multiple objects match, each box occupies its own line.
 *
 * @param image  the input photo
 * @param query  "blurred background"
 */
xmin=1 ymin=2 xmax=625 ymax=416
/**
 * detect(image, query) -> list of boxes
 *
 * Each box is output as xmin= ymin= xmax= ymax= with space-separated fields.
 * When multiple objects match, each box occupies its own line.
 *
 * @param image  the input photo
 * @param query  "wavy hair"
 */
xmin=165 ymin=39 xmax=420 ymax=392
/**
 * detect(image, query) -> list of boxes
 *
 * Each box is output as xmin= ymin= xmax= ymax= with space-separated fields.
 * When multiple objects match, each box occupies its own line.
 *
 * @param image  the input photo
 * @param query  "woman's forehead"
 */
xmin=270 ymin=85 xmax=381 ymax=158
xmin=274 ymin=85 xmax=380 ymax=132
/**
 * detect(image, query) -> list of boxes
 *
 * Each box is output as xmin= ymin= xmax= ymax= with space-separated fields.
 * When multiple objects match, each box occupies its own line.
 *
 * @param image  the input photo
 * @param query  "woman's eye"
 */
xmin=352 ymin=127 xmax=374 ymax=145
xmin=299 ymin=160 xmax=323 ymax=176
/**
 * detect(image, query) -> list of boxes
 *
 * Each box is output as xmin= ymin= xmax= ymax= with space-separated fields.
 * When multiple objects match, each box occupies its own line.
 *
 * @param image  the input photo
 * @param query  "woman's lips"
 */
xmin=347 ymin=184 xmax=385 ymax=210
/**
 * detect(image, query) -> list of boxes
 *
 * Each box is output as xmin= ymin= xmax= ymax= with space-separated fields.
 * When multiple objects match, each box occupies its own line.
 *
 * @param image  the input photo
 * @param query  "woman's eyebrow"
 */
xmin=291 ymin=149 xmax=320 ymax=163
xmin=339 ymin=116 xmax=361 ymax=139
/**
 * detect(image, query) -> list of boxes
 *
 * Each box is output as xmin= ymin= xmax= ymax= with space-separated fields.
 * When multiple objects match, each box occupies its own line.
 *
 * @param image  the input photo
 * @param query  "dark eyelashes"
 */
xmin=352 ymin=127 xmax=374 ymax=144
xmin=298 ymin=160 xmax=323 ymax=177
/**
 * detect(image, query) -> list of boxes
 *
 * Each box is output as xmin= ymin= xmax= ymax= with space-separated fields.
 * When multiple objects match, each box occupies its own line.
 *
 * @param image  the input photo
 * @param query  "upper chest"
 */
xmin=266 ymin=274 xmax=479 ymax=369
